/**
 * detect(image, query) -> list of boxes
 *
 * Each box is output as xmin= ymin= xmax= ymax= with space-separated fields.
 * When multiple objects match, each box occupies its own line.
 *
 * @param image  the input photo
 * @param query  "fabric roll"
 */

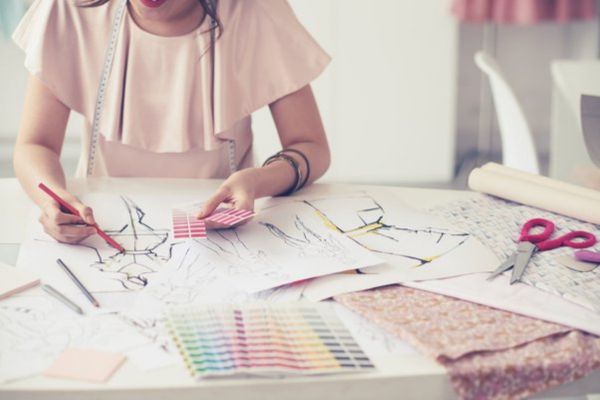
xmin=468 ymin=163 xmax=600 ymax=224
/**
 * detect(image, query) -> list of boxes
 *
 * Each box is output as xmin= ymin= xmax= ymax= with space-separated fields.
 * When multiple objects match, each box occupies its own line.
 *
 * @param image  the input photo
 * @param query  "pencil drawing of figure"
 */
xmin=302 ymin=195 xmax=470 ymax=268
xmin=195 ymin=230 xmax=290 ymax=282
xmin=84 ymin=196 xmax=177 ymax=290
xmin=261 ymin=216 xmax=355 ymax=266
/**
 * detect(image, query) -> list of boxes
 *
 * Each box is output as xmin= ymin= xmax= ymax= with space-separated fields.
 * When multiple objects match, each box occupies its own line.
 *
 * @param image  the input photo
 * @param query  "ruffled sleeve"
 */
xmin=213 ymin=0 xmax=331 ymax=136
xmin=12 ymin=0 xmax=108 ymax=116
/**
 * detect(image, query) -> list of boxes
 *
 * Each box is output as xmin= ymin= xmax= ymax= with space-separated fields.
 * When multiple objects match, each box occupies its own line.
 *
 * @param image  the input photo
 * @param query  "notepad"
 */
xmin=44 ymin=348 xmax=126 ymax=383
xmin=0 ymin=263 xmax=39 ymax=300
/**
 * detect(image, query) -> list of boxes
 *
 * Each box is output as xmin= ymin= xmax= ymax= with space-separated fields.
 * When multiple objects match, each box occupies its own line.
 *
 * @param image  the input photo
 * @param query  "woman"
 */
xmin=12 ymin=0 xmax=330 ymax=243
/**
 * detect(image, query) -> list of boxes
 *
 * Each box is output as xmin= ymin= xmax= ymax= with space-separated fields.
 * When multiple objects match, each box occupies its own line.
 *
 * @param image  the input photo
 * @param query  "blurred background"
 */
xmin=0 ymin=0 xmax=598 ymax=187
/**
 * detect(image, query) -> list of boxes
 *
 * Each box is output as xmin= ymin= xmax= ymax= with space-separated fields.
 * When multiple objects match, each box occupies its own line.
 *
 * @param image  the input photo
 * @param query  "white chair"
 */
xmin=475 ymin=51 xmax=541 ymax=174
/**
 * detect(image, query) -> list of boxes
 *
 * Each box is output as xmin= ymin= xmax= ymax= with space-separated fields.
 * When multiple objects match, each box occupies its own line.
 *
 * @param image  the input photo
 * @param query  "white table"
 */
xmin=1 ymin=178 xmax=598 ymax=400
xmin=550 ymin=60 xmax=600 ymax=183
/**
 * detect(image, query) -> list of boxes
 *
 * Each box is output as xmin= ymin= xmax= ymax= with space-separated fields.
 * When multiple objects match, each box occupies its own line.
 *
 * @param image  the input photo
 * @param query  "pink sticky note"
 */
xmin=45 ymin=348 xmax=126 ymax=383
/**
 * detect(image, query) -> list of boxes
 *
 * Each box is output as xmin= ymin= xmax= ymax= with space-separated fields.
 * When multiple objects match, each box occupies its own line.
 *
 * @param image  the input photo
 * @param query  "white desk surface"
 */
xmin=0 ymin=177 xmax=598 ymax=400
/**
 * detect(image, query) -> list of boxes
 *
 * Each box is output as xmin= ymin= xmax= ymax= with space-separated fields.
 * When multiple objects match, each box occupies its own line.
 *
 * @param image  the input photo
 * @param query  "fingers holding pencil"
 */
xmin=40 ymin=201 xmax=97 ymax=244
xmin=37 ymin=183 xmax=123 ymax=252
xmin=44 ymin=188 xmax=96 ymax=224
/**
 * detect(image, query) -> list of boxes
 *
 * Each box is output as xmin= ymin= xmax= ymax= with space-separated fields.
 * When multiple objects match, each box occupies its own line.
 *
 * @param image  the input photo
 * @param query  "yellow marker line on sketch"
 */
xmin=313 ymin=210 xmax=341 ymax=233
xmin=347 ymin=224 xmax=384 ymax=238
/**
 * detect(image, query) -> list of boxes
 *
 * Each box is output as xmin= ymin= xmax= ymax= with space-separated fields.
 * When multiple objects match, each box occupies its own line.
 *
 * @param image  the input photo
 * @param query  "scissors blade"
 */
xmin=510 ymin=242 xmax=537 ymax=284
xmin=487 ymin=253 xmax=517 ymax=281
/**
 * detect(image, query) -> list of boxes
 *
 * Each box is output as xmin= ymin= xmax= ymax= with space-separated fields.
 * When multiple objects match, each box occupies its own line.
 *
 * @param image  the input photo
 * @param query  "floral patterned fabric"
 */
xmin=335 ymin=285 xmax=600 ymax=400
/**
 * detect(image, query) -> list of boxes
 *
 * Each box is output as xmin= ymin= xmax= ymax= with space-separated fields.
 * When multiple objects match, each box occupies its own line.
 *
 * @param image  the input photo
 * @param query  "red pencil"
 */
xmin=38 ymin=183 xmax=125 ymax=253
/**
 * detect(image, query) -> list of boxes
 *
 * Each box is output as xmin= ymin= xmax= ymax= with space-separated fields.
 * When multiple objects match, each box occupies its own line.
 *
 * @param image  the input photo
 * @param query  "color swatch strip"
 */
xmin=167 ymin=303 xmax=375 ymax=379
xmin=205 ymin=208 xmax=256 ymax=226
xmin=172 ymin=209 xmax=207 ymax=239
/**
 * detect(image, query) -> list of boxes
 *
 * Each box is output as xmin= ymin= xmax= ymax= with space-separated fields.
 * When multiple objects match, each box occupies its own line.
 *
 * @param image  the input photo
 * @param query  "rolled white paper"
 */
xmin=481 ymin=162 xmax=600 ymax=202
xmin=468 ymin=163 xmax=600 ymax=224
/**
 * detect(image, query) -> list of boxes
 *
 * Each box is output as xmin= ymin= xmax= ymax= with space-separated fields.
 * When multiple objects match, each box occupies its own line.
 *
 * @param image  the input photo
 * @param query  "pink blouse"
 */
xmin=13 ymin=0 xmax=330 ymax=178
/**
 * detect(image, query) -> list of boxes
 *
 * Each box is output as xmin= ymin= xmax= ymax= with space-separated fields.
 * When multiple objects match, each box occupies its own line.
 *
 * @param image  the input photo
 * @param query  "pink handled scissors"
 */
xmin=487 ymin=218 xmax=597 ymax=284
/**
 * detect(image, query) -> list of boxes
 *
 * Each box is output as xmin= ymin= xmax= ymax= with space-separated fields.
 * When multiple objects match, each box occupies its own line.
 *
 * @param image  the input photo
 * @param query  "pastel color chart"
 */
xmin=172 ymin=209 xmax=207 ymax=239
xmin=167 ymin=304 xmax=375 ymax=379
xmin=205 ymin=208 xmax=256 ymax=226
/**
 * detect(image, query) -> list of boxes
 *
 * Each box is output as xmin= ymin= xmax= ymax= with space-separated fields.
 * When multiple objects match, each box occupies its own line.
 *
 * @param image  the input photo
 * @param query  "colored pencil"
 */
xmin=42 ymin=284 xmax=84 ymax=315
xmin=56 ymin=258 xmax=100 ymax=308
xmin=38 ymin=183 xmax=125 ymax=252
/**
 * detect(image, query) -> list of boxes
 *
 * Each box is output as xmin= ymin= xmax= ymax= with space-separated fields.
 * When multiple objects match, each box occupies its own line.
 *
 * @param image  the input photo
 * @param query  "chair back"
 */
xmin=475 ymin=51 xmax=540 ymax=174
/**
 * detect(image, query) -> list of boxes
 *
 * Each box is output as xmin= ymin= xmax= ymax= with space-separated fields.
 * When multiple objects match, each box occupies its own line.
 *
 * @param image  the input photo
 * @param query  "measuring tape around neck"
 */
xmin=87 ymin=0 xmax=237 ymax=177
xmin=86 ymin=0 xmax=128 ymax=177
xmin=208 ymin=5 xmax=237 ymax=175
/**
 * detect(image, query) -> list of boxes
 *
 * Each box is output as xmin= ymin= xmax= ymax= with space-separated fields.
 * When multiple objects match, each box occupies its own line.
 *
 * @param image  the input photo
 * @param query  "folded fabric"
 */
xmin=335 ymin=286 xmax=600 ymax=400
xmin=448 ymin=330 xmax=600 ymax=400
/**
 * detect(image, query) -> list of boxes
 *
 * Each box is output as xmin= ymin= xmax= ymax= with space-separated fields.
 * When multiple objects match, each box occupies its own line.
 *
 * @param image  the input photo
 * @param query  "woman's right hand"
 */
xmin=39 ymin=194 xmax=97 ymax=244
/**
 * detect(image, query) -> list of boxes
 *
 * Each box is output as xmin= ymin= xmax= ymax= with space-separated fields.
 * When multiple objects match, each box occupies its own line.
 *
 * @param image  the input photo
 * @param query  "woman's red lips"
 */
xmin=139 ymin=0 xmax=167 ymax=8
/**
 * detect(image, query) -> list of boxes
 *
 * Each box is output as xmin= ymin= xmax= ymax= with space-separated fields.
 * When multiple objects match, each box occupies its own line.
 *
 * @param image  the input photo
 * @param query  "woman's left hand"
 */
xmin=197 ymin=168 xmax=258 ymax=226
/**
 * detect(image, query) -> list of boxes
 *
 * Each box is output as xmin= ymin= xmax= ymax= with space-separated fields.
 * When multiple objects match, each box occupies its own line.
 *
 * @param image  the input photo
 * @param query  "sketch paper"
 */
xmin=18 ymin=194 xmax=379 ymax=295
xmin=0 ymin=288 xmax=149 ymax=384
xmin=125 ymin=246 xmax=310 ymax=360
xmin=300 ymin=191 xmax=499 ymax=301
xmin=169 ymin=198 xmax=383 ymax=294
xmin=183 ymin=200 xmax=382 ymax=294
xmin=129 ymin=244 xmax=311 ymax=320
xmin=126 ymin=344 xmax=175 ymax=371
xmin=430 ymin=194 xmax=600 ymax=313
xmin=404 ymin=273 xmax=600 ymax=336
xmin=17 ymin=194 xmax=183 ymax=295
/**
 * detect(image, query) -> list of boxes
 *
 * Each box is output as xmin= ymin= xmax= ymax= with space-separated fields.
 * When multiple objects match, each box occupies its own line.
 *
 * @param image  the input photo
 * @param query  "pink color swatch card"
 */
xmin=205 ymin=208 xmax=256 ymax=227
xmin=44 ymin=348 xmax=126 ymax=383
xmin=172 ymin=208 xmax=207 ymax=240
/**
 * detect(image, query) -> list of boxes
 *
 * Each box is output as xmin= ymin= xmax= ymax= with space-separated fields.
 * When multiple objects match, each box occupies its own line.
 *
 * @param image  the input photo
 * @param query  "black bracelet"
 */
xmin=262 ymin=153 xmax=301 ymax=196
xmin=279 ymin=148 xmax=310 ymax=190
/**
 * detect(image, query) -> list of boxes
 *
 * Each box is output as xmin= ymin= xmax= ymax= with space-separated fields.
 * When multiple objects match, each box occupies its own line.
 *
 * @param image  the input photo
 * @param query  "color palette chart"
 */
xmin=172 ymin=208 xmax=206 ymax=239
xmin=205 ymin=208 xmax=256 ymax=227
xmin=166 ymin=303 xmax=375 ymax=379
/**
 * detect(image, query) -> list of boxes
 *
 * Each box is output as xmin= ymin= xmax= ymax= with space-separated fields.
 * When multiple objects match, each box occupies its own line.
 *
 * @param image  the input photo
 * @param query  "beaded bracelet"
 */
xmin=262 ymin=153 xmax=302 ymax=196
xmin=279 ymin=148 xmax=310 ymax=190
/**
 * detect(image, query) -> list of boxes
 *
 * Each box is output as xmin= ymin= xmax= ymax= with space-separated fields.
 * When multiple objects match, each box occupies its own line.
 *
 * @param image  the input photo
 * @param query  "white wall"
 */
xmin=0 ymin=37 xmax=27 ymax=140
xmin=0 ymin=35 xmax=28 ymax=170
xmin=255 ymin=0 xmax=458 ymax=184
xmin=0 ymin=33 xmax=83 ymax=171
